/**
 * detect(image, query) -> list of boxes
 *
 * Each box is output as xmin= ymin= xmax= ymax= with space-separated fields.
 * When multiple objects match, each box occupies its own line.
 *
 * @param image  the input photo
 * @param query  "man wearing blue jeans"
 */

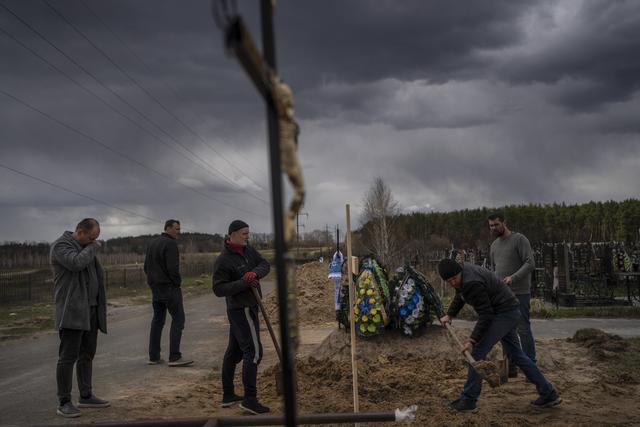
xmin=488 ymin=212 xmax=536 ymax=374
xmin=437 ymin=258 xmax=561 ymax=413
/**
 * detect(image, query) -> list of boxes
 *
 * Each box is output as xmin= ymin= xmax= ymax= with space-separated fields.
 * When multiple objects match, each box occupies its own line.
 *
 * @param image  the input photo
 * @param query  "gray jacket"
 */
xmin=50 ymin=231 xmax=107 ymax=332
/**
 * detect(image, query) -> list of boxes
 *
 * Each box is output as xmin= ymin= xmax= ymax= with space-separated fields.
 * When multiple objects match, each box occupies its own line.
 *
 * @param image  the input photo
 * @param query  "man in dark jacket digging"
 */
xmin=437 ymin=258 xmax=561 ymax=413
xmin=213 ymin=220 xmax=271 ymax=415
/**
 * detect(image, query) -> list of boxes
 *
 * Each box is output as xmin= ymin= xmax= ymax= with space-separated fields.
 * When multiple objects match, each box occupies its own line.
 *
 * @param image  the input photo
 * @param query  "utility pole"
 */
xmin=296 ymin=211 xmax=308 ymax=256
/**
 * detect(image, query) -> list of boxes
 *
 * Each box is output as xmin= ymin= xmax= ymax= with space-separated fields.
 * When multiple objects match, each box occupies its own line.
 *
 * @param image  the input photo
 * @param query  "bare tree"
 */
xmin=360 ymin=177 xmax=400 ymax=267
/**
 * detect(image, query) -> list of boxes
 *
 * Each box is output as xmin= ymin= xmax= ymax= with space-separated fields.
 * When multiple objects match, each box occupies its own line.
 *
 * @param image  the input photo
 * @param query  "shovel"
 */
xmin=251 ymin=287 xmax=285 ymax=395
xmin=443 ymin=322 xmax=501 ymax=388
xmin=416 ymin=273 xmax=501 ymax=388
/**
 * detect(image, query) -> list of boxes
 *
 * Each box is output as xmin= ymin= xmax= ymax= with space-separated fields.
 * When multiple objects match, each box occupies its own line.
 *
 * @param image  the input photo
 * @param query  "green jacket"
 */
xmin=50 ymin=231 xmax=107 ymax=332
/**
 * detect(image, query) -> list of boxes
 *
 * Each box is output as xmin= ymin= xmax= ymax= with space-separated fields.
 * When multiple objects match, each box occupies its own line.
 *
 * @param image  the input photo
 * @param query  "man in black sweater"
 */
xmin=144 ymin=219 xmax=193 ymax=367
xmin=437 ymin=258 xmax=561 ymax=413
xmin=213 ymin=220 xmax=271 ymax=415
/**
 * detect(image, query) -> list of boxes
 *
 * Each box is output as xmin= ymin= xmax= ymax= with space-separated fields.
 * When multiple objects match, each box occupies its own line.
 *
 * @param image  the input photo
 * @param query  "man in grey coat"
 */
xmin=50 ymin=218 xmax=109 ymax=418
xmin=488 ymin=211 xmax=536 ymax=376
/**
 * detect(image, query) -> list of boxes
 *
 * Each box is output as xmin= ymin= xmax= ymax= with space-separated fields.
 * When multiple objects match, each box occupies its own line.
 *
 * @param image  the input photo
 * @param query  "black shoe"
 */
xmin=168 ymin=357 xmax=194 ymax=367
xmin=508 ymin=365 xmax=518 ymax=378
xmin=78 ymin=395 xmax=110 ymax=408
xmin=240 ymin=398 xmax=270 ymax=415
xmin=220 ymin=394 xmax=243 ymax=408
xmin=531 ymin=392 xmax=562 ymax=408
xmin=56 ymin=401 xmax=81 ymax=418
xmin=148 ymin=358 xmax=165 ymax=365
xmin=448 ymin=398 xmax=478 ymax=413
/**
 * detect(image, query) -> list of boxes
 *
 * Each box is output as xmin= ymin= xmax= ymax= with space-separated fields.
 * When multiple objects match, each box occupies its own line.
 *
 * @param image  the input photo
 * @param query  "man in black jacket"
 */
xmin=437 ymin=258 xmax=561 ymax=413
xmin=213 ymin=220 xmax=271 ymax=415
xmin=144 ymin=219 xmax=193 ymax=367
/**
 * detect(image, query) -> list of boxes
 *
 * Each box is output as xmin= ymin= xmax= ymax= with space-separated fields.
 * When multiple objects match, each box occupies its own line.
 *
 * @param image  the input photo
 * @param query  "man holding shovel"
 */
xmin=437 ymin=258 xmax=561 ymax=413
xmin=213 ymin=220 xmax=271 ymax=415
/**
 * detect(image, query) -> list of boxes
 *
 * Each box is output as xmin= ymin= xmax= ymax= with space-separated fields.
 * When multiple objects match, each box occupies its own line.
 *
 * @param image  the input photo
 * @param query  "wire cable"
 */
xmin=0 ymin=162 xmax=162 ymax=225
xmin=81 ymin=0 xmax=269 ymax=182
xmin=0 ymin=88 xmax=266 ymax=218
xmin=45 ymin=0 xmax=268 ymax=194
xmin=0 ymin=2 xmax=268 ymax=204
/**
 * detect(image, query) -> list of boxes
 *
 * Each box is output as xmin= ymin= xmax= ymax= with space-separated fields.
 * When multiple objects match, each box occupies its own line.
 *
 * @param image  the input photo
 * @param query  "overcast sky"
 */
xmin=1 ymin=0 xmax=639 ymax=243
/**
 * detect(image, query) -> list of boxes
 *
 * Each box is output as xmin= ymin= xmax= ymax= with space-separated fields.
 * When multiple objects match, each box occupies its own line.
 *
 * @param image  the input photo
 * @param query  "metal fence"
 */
xmin=0 ymin=263 xmax=213 ymax=306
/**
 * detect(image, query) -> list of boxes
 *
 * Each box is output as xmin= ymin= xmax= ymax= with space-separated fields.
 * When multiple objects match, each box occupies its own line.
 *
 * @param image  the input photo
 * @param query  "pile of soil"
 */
xmin=263 ymin=262 xmax=336 ymax=326
xmin=256 ymin=327 xmax=640 ymax=426
xmin=569 ymin=328 xmax=629 ymax=359
xmin=75 ymin=260 xmax=640 ymax=426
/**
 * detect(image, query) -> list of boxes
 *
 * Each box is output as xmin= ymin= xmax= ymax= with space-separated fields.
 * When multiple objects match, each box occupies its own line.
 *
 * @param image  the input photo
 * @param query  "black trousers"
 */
xmin=149 ymin=286 xmax=185 ymax=362
xmin=56 ymin=306 xmax=98 ymax=405
xmin=222 ymin=307 xmax=262 ymax=398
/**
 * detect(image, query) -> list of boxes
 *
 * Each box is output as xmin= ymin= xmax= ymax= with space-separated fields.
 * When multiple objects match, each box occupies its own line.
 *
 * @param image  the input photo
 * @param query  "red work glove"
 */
xmin=243 ymin=271 xmax=258 ymax=283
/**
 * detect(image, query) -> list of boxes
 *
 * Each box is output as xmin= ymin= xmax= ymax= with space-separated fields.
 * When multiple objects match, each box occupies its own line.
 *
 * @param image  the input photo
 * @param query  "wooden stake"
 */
xmin=346 ymin=204 xmax=359 ymax=414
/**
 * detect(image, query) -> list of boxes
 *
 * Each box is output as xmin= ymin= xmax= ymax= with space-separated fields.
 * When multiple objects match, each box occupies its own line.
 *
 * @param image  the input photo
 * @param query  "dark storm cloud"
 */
xmin=2 ymin=0 xmax=640 ymax=243
xmin=492 ymin=0 xmax=640 ymax=111
xmin=275 ymin=0 xmax=532 ymax=88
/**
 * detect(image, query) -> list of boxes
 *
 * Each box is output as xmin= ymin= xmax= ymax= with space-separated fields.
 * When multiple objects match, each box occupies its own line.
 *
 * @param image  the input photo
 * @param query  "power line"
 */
xmin=75 ymin=0 xmax=269 ymax=191
xmin=0 ymin=88 xmax=266 ymax=218
xmin=0 ymin=162 xmax=162 ymax=225
xmin=80 ymin=0 xmax=269 ymax=182
xmin=0 ymin=2 xmax=268 ymax=204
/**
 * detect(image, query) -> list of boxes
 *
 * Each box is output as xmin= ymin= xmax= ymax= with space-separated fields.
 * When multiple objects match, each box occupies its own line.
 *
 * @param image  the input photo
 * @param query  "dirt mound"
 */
xmin=310 ymin=324 xmax=507 ymax=364
xmin=263 ymin=261 xmax=335 ymax=326
xmin=256 ymin=330 xmax=640 ymax=426
xmin=569 ymin=328 xmax=629 ymax=358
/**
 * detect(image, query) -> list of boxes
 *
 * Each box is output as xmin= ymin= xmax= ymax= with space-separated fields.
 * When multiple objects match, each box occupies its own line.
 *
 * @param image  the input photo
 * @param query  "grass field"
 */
xmin=0 ymin=268 xmax=279 ymax=340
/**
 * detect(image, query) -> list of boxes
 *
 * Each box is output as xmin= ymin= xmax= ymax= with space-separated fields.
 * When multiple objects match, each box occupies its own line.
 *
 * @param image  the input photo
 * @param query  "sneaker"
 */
xmin=531 ymin=392 xmax=562 ymax=408
xmin=148 ymin=358 xmax=165 ymax=365
xmin=240 ymin=398 xmax=270 ymax=415
xmin=220 ymin=394 xmax=243 ymax=408
xmin=168 ymin=357 xmax=194 ymax=367
xmin=56 ymin=401 xmax=81 ymax=418
xmin=448 ymin=398 xmax=479 ymax=413
xmin=78 ymin=395 xmax=111 ymax=408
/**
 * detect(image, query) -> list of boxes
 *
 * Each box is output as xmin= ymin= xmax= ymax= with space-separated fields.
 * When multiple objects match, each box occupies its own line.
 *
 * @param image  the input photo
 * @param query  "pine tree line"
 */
xmin=392 ymin=199 xmax=640 ymax=250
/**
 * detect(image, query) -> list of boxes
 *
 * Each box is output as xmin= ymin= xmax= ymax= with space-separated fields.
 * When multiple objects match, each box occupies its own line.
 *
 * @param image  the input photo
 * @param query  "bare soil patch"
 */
xmin=61 ymin=262 xmax=640 ymax=426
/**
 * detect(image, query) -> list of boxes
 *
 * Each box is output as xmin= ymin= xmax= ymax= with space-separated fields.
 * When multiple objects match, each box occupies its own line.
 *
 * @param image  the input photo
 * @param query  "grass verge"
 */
xmin=0 ymin=275 xmax=214 ymax=339
xmin=441 ymin=297 xmax=640 ymax=320
xmin=605 ymin=337 xmax=640 ymax=383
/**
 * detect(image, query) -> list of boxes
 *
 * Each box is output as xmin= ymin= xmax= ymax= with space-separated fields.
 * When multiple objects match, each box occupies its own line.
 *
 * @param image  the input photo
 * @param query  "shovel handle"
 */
xmin=251 ymin=287 xmax=282 ymax=362
xmin=444 ymin=322 xmax=477 ymax=365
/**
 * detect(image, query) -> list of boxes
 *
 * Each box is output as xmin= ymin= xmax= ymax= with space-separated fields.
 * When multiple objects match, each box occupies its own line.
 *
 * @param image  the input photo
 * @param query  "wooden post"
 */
xmin=345 ymin=204 xmax=359 ymax=414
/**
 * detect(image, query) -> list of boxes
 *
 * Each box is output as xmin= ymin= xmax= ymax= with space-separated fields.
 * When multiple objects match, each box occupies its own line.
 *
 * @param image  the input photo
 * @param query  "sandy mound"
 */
xmin=263 ymin=261 xmax=336 ymax=326
xmin=569 ymin=328 xmax=630 ymax=359
xmin=256 ymin=328 xmax=640 ymax=426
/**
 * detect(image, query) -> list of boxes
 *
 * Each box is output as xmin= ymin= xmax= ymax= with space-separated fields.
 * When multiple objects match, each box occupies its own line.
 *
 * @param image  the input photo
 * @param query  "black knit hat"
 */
xmin=228 ymin=219 xmax=249 ymax=235
xmin=438 ymin=258 xmax=462 ymax=281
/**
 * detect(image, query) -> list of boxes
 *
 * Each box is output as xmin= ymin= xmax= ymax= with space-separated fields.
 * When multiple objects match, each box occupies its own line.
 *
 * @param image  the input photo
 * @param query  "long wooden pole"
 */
xmin=259 ymin=1 xmax=296 ymax=424
xmin=345 ymin=204 xmax=359 ymax=413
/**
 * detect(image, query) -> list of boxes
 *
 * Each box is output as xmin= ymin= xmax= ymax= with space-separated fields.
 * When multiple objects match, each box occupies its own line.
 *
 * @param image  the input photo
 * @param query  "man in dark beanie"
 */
xmin=213 ymin=220 xmax=271 ymax=414
xmin=437 ymin=258 xmax=561 ymax=413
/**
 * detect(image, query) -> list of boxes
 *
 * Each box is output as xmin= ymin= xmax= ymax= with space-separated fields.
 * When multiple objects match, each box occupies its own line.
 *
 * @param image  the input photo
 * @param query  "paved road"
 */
xmin=0 ymin=282 xmax=274 ymax=427
xmin=454 ymin=317 xmax=640 ymax=338
xmin=1 ymin=285 xmax=639 ymax=426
